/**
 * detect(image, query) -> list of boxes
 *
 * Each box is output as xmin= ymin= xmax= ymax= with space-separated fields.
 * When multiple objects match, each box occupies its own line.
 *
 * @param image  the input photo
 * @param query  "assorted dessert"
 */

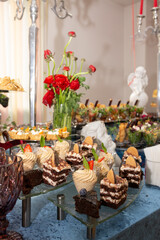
xmin=73 ymin=99 xmax=144 ymax=124
xmin=100 ymin=169 xmax=128 ymax=209
xmin=42 ymin=151 xmax=71 ymax=187
xmin=0 ymin=76 xmax=24 ymax=91
xmin=122 ymin=146 xmax=142 ymax=164
xmin=80 ymin=136 xmax=97 ymax=159
xmin=116 ymin=119 xmax=160 ymax=147
xmin=119 ymin=156 xmax=143 ymax=188
xmin=66 ymin=143 xmax=83 ymax=168
xmin=8 ymin=126 xmax=69 ymax=141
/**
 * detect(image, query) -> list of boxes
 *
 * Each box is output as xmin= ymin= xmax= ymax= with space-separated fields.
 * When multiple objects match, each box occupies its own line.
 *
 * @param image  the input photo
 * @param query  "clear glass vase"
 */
xmin=53 ymin=103 xmax=72 ymax=133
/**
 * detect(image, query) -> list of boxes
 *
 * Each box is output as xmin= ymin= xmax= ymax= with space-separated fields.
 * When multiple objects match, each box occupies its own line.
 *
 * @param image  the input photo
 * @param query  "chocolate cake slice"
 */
xmin=73 ymin=190 xmax=101 ymax=218
xmin=100 ymin=169 xmax=128 ymax=209
xmin=119 ymin=156 xmax=143 ymax=188
xmin=22 ymin=169 xmax=43 ymax=195
xmin=42 ymin=152 xmax=71 ymax=187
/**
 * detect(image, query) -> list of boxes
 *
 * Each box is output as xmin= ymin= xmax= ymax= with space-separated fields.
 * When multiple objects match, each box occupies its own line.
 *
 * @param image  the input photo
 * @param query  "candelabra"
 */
xmin=137 ymin=6 xmax=160 ymax=117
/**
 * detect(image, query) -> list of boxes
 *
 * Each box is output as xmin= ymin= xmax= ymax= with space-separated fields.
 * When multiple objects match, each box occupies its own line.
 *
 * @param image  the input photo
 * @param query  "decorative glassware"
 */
xmin=53 ymin=103 xmax=72 ymax=133
xmin=0 ymin=153 xmax=23 ymax=239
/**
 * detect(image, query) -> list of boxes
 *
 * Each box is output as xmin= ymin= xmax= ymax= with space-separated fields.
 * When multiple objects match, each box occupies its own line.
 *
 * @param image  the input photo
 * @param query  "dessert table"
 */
xmin=7 ymin=177 xmax=160 ymax=240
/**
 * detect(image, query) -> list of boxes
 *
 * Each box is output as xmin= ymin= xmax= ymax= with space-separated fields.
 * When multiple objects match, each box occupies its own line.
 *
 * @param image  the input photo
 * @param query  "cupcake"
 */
xmin=37 ymin=146 xmax=54 ymax=168
xmin=73 ymin=157 xmax=97 ymax=193
xmin=16 ymin=144 xmax=37 ymax=172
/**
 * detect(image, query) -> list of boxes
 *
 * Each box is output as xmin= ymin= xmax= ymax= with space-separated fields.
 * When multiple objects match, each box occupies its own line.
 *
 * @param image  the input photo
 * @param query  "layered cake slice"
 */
xmin=66 ymin=143 xmax=83 ymax=168
xmin=119 ymin=156 xmax=143 ymax=188
xmin=122 ymin=146 xmax=142 ymax=164
xmin=100 ymin=169 xmax=128 ymax=209
xmin=42 ymin=152 xmax=71 ymax=187
xmin=80 ymin=136 xmax=97 ymax=159
xmin=73 ymin=189 xmax=101 ymax=218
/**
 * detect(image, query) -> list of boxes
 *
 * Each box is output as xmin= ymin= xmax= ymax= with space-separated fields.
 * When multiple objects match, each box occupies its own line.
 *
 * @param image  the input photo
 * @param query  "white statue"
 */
xmin=127 ymin=66 xmax=148 ymax=108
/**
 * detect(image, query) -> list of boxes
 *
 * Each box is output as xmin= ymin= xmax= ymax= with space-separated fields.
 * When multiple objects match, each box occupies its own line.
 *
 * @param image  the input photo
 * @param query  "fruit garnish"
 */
xmin=73 ymin=143 xmax=79 ymax=153
xmin=80 ymin=188 xmax=87 ymax=197
xmin=40 ymin=135 xmax=45 ymax=147
xmin=88 ymin=160 xmax=94 ymax=170
xmin=91 ymin=148 xmax=98 ymax=161
xmin=56 ymin=135 xmax=63 ymax=142
xmin=126 ymin=156 xmax=137 ymax=167
xmin=84 ymin=136 xmax=93 ymax=145
xmin=24 ymin=144 xmax=32 ymax=153
xmin=101 ymin=143 xmax=107 ymax=154
xmin=83 ymin=156 xmax=90 ymax=170
xmin=127 ymin=146 xmax=139 ymax=158
xmin=98 ymin=157 xmax=105 ymax=163
xmin=107 ymin=169 xmax=116 ymax=184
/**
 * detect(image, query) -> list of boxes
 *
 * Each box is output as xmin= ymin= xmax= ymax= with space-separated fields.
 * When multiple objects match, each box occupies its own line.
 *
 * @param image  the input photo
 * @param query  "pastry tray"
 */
xmin=48 ymin=179 xmax=144 ymax=228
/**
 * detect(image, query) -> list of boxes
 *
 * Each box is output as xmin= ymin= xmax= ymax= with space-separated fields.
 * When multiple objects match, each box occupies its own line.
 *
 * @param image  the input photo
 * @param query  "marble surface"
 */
xmin=7 ymin=180 xmax=160 ymax=240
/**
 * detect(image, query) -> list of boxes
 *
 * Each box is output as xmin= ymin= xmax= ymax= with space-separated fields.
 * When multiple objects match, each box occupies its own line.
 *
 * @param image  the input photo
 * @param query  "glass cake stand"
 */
xmin=48 ymin=180 xmax=144 ymax=239
xmin=19 ymin=174 xmax=72 ymax=228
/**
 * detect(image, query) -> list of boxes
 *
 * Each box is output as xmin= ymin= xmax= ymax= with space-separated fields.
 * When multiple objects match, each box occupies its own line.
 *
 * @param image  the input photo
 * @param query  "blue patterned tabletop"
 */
xmin=7 ymin=178 xmax=160 ymax=240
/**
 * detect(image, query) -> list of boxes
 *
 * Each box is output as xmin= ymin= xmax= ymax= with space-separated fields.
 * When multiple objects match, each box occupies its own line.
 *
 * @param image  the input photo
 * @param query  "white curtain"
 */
xmin=0 ymin=0 xmax=51 ymax=126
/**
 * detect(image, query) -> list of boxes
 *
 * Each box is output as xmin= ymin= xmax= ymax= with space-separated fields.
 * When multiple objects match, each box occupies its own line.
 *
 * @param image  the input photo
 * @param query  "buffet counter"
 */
xmin=7 ymin=177 xmax=160 ymax=240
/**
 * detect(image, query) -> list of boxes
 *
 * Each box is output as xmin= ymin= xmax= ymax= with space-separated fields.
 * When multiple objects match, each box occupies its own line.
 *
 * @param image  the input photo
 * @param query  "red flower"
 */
xmin=55 ymin=88 xmax=60 ymax=95
xmin=68 ymin=31 xmax=76 ymax=37
xmin=42 ymin=90 xmax=54 ymax=107
xmin=66 ymin=51 xmax=74 ymax=57
xmin=63 ymin=66 xmax=70 ymax=71
xmin=44 ymin=49 xmax=52 ymax=60
xmin=54 ymin=74 xmax=69 ymax=91
xmin=88 ymin=65 xmax=96 ymax=73
xmin=70 ymin=79 xmax=80 ymax=91
xmin=44 ymin=75 xmax=54 ymax=84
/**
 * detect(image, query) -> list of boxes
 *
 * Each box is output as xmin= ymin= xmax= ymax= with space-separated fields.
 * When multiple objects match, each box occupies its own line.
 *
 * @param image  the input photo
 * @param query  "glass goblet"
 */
xmin=0 ymin=154 xmax=23 ymax=239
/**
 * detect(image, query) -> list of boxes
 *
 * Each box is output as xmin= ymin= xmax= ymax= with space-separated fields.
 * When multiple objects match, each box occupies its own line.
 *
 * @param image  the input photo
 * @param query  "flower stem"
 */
xmin=69 ymin=56 xmax=74 ymax=78
xmin=64 ymin=37 xmax=72 ymax=67
xmin=73 ymin=59 xmax=77 ymax=76
xmin=51 ymin=57 xmax=55 ymax=75
xmin=79 ymin=59 xmax=85 ymax=73
xmin=56 ymin=55 xmax=65 ymax=74
xmin=47 ymin=62 xmax=50 ymax=75
xmin=70 ymin=71 xmax=89 ymax=82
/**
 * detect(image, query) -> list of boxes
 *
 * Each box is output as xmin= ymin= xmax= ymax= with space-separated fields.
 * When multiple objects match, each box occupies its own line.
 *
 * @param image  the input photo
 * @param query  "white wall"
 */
xmin=42 ymin=0 xmax=124 ymax=122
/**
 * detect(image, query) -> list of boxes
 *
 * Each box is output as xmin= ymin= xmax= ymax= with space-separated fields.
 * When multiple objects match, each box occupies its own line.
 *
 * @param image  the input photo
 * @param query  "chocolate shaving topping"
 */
xmin=54 ymin=151 xmax=59 ymax=166
xmin=85 ymin=99 xmax=89 ymax=107
xmin=117 ymin=100 xmax=121 ymax=107
xmin=134 ymin=99 xmax=139 ymax=106
xmin=108 ymin=99 xmax=112 ymax=106
xmin=126 ymin=100 xmax=130 ymax=105
xmin=94 ymin=100 xmax=99 ymax=107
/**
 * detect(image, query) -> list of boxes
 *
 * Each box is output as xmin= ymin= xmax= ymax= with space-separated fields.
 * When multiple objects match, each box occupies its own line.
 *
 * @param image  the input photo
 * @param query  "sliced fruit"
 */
xmin=73 ymin=143 xmax=79 ymax=154
xmin=88 ymin=160 xmax=94 ymax=170
xmin=126 ymin=156 xmax=137 ymax=167
xmin=84 ymin=136 xmax=93 ymax=145
xmin=24 ymin=144 xmax=32 ymax=152
xmin=107 ymin=169 xmax=116 ymax=184
xmin=127 ymin=146 xmax=139 ymax=158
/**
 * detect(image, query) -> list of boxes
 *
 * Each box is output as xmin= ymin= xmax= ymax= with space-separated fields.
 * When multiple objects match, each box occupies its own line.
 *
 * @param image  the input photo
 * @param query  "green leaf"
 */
xmin=91 ymin=148 xmax=98 ymax=161
xmin=56 ymin=135 xmax=63 ymax=142
xmin=83 ymin=156 xmax=90 ymax=169
xmin=40 ymin=136 xmax=45 ymax=147
xmin=102 ymin=143 xmax=107 ymax=153
xmin=20 ymin=145 xmax=24 ymax=153
xmin=11 ymin=121 xmax=17 ymax=127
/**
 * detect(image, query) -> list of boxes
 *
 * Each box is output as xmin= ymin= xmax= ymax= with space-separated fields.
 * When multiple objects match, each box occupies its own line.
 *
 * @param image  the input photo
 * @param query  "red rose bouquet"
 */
xmin=43 ymin=31 xmax=96 ymax=132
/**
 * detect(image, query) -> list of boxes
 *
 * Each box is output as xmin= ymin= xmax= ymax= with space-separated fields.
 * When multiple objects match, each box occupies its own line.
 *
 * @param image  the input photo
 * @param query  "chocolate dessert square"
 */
xmin=73 ymin=190 xmax=101 ymax=218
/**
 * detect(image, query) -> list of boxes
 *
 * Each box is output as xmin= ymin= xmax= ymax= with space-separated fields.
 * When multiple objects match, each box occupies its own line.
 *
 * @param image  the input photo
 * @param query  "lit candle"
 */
xmin=154 ymin=0 xmax=158 ymax=7
xmin=139 ymin=0 xmax=143 ymax=15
